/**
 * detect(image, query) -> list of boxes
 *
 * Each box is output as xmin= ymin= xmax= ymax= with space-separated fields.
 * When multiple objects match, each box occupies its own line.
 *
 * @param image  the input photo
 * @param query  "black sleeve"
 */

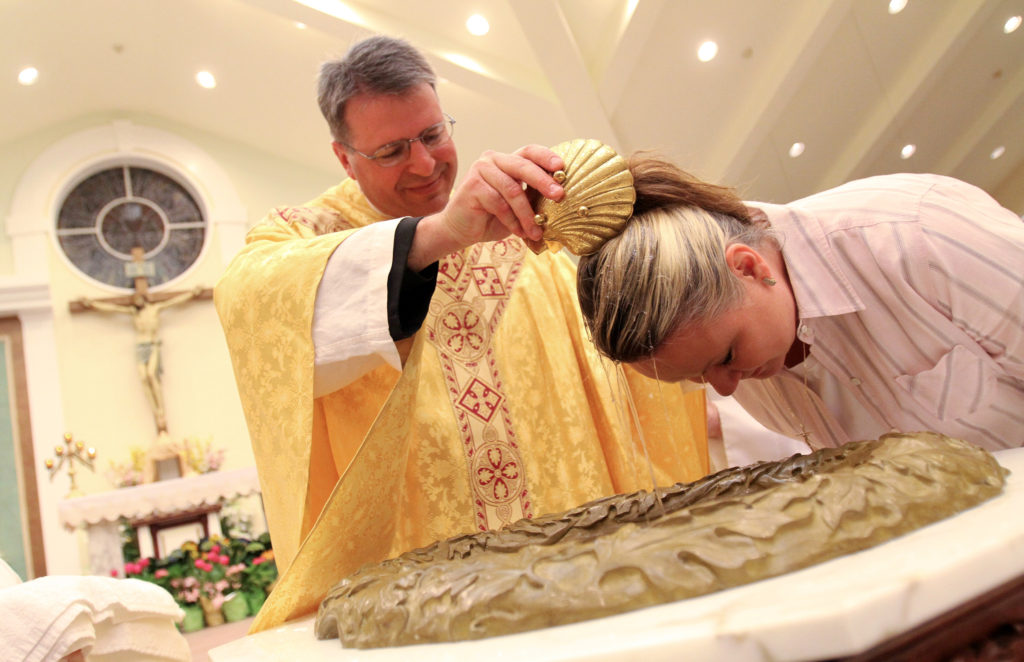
xmin=386 ymin=216 xmax=439 ymax=340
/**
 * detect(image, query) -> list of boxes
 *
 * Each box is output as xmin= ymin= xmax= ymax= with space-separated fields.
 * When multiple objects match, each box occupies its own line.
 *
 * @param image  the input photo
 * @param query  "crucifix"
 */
xmin=69 ymin=247 xmax=213 ymax=438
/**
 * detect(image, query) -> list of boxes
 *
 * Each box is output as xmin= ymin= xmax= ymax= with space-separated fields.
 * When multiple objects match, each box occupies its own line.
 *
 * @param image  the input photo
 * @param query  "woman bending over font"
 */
xmin=577 ymin=157 xmax=1024 ymax=451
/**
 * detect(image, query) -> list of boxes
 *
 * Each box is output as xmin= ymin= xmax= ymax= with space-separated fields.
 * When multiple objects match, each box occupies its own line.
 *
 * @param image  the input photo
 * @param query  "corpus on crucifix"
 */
xmin=70 ymin=247 xmax=211 ymax=436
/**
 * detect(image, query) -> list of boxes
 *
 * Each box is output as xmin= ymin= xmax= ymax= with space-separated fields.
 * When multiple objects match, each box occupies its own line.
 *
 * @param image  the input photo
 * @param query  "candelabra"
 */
xmin=44 ymin=432 xmax=97 ymax=497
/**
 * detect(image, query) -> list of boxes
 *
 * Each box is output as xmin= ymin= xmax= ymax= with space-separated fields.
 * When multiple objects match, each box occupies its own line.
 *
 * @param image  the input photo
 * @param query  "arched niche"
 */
xmin=2 ymin=120 xmax=246 ymax=575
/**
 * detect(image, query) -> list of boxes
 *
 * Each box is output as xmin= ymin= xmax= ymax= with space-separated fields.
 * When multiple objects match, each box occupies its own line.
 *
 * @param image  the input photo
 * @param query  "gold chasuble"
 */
xmin=215 ymin=178 xmax=708 ymax=632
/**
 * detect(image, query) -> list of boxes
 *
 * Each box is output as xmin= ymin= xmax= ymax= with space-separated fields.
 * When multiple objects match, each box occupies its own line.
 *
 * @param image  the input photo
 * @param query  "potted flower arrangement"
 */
xmin=239 ymin=546 xmax=277 ymax=614
xmin=106 ymin=447 xmax=147 ymax=487
xmin=169 ymin=574 xmax=204 ymax=632
xmin=190 ymin=538 xmax=235 ymax=626
xmin=216 ymin=532 xmax=278 ymax=615
xmin=114 ymin=532 xmax=277 ymax=631
xmin=174 ymin=436 xmax=225 ymax=474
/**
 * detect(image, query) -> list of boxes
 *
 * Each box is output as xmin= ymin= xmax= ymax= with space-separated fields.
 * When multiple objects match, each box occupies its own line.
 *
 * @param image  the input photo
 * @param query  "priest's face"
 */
xmin=333 ymin=83 xmax=458 ymax=219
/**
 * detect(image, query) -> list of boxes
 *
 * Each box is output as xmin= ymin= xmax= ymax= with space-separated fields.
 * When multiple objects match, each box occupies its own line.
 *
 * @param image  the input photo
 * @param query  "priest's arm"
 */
xmin=214 ymin=190 xmax=402 ymax=573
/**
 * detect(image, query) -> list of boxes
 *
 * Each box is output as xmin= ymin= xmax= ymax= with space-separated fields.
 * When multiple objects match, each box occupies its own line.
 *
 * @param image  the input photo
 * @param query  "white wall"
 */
xmin=2 ymin=115 xmax=341 ymax=575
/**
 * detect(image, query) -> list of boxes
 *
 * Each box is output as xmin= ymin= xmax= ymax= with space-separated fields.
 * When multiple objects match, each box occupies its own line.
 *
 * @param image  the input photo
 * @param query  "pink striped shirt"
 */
xmin=733 ymin=173 xmax=1024 ymax=451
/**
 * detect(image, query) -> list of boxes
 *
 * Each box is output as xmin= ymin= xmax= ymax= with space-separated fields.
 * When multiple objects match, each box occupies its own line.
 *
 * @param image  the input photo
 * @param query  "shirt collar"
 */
xmin=752 ymin=201 xmax=864 ymax=320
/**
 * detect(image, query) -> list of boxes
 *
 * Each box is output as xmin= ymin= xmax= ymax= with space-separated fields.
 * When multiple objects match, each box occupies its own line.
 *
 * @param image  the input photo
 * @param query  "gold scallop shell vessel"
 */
xmin=528 ymin=138 xmax=635 ymax=256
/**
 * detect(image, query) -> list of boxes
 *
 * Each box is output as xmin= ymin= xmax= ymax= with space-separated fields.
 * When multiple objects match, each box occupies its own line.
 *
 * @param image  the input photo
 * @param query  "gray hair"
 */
xmin=577 ymin=156 xmax=776 ymax=363
xmin=317 ymin=35 xmax=437 ymax=143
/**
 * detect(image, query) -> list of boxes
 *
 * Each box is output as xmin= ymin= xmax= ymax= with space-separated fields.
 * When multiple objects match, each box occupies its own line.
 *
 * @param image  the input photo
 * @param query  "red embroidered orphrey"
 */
xmin=428 ymin=239 xmax=532 ymax=530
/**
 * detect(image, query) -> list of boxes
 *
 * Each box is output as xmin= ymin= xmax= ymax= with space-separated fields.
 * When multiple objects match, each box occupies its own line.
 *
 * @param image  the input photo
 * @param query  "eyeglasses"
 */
xmin=341 ymin=114 xmax=456 ymax=167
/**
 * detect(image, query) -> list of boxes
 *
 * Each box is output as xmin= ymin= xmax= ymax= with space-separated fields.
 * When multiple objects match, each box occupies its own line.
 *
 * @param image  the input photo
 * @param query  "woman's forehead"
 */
xmin=650 ymin=319 xmax=733 ymax=379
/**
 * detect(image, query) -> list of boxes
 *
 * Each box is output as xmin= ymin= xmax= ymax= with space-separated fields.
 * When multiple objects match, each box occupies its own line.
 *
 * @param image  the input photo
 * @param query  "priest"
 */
xmin=214 ymin=34 xmax=708 ymax=631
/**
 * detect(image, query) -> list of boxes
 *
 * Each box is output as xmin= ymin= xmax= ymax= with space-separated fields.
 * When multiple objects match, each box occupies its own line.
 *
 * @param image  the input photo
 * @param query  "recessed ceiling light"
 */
xmin=697 ymin=40 xmax=718 ymax=62
xmin=18 ymin=66 xmax=39 ymax=86
xmin=900 ymin=144 xmax=916 ymax=159
xmin=294 ymin=21 xmax=307 ymax=29
xmin=1004 ymin=15 xmax=1022 ymax=34
xmin=466 ymin=14 xmax=489 ymax=36
xmin=888 ymin=0 xmax=907 ymax=15
xmin=788 ymin=142 xmax=805 ymax=158
xmin=195 ymin=71 xmax=217 ymax=89
xmin=991 ymin=145 xmax=1006 ymax=160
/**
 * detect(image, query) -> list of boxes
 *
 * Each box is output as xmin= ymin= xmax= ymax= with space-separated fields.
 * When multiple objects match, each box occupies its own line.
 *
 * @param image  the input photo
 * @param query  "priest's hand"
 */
xmin=408 ymin=146 xmax=564 ymax=271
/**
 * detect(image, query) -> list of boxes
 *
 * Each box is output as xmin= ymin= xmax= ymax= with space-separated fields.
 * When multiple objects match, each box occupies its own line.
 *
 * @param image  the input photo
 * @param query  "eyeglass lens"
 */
xmin=372 ymin=118 xmax=454 ymax=165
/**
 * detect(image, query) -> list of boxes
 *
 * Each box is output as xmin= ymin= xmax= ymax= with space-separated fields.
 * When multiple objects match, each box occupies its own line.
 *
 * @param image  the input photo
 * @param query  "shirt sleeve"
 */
xmin=312 ymin=217 xmax=438 ymax=397
xmin=916 ymin=177 xmax=1024 ymax=381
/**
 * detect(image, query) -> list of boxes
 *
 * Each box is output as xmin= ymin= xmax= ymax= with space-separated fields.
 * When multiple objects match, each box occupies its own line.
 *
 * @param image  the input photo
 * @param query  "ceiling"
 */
xmin=4 ymin=0 xmax=1024 ymax=212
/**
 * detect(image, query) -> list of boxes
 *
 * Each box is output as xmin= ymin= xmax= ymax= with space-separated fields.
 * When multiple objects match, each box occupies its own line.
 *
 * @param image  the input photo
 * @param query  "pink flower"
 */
xmin=218 ymin=554 xmax=230 ymax=565
xmin=154 ymin=568 xmax=168 ymax=579
xmin=209 ymin=544 xmax=221 ymax=554
xmin=109 ymin=569 xmax=119 ymax=578
xmin=252 ymin=557 xmax=264 ymax=566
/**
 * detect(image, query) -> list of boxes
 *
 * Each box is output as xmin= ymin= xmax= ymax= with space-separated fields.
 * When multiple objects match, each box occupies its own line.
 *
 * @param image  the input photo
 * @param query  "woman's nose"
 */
xmin=705 ymin=368 xmax=741 ymax=396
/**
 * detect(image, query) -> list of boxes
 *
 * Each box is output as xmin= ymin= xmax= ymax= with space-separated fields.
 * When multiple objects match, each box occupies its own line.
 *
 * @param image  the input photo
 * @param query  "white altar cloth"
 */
xmin=58 ymin=466 xmax=260 ymax=529
xmin=59 ymin=467 xmax=261 ymax=576
xmin=210 ymin=448 xmax=1024 ymax=662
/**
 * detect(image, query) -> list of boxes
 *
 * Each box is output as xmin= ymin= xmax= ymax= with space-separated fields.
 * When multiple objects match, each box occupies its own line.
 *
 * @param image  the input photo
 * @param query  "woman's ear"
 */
xmin=724 ymin=244 xmax=769 ymax=281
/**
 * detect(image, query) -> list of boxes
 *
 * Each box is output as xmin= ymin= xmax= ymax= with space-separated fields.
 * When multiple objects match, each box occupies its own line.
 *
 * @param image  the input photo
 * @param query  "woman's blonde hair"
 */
xmin=577 ymin=155 xmax=774 ymax=362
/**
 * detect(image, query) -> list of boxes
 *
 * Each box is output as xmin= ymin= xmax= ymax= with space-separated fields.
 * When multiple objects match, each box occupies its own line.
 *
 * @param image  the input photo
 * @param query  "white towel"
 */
xmin=0 ymin=557 xmax=23 ymax=588
xmin=0 ymin=575 xmax=190 ymax=662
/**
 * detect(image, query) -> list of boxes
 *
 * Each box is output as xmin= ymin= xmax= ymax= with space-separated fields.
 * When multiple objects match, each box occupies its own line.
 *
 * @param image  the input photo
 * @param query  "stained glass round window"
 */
xmin=56 ymin=166 xmax=206 ymax=289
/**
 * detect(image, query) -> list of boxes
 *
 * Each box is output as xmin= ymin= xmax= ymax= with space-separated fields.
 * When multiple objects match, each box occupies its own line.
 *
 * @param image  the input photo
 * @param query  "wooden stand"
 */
xmin=131 ymin=503 xmax=223 ymax=560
